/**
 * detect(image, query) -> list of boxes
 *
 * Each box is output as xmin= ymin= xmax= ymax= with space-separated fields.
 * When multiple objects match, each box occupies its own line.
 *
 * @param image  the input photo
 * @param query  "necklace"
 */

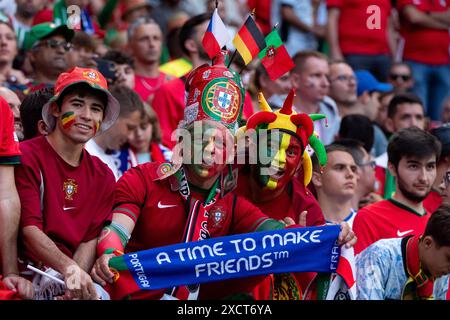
xmin=139 ymin=73 xmax=164 ymax=92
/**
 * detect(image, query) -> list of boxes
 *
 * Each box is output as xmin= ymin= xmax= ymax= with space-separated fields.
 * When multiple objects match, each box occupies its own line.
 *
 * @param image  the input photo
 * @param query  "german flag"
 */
xmin=232 ymin=15 xmax=266 ymax=65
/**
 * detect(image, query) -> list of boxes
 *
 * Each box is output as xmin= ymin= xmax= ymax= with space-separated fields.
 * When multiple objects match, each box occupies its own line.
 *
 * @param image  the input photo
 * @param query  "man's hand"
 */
xmin=63 ymin=265 xmax=99 ymax=300
xmin=3 ymin=274 xmax=34 ymax=299
xmin=283 ymin=211 xmax=308 ymax=227
xmin=359 ymin=192 xmax=383 ymax=208
xmin=90 ymin=253 xmax=116 ymax=287
xmin=338 ymin=222 xmax=357 ymax=248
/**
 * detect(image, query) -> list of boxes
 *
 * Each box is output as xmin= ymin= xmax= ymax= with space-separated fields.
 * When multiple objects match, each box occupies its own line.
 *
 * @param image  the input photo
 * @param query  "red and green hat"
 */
xmin=42 ymin=67 xmax=120 ymax=134
xmin=180 ymin=50 xmax=245 ymax=134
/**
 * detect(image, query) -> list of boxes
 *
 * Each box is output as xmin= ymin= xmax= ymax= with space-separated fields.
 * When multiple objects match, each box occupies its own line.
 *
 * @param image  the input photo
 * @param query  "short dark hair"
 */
xmin=103 ymin=50 xmax=134 ymax=68
xmin=20 ymin=87 xmax=54 ymax=140
xmin=388 ymin=92 xmax=424 ymax=118
xmin=338 ymin=114 xmax=374 ymax=153
xmin=179 ymin=13 xmax=211 ymax=56
xmin=332 ymin=139 xmax=366 ymax=165
xmin=312 ymin=143 xmax=352 ymax=172
xmin=292 ymin=51 xmax=328 ymax=74
xmin=387 ymin=127 xmax=441 ymax=169
xmin=109 ymin=85 xmax=144 ymax=117
xmin=56 ymin=83 xmax=108 ymax=111
xmin=423 ymin=204 xmax=450 ymax=247
xmin=71 ymin=31 xmax=96 ymax=51
xmin=390 ymin=62 xmax=413 ymax=75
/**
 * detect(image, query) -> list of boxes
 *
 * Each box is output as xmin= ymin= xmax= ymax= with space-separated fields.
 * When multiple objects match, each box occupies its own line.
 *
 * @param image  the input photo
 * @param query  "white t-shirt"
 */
xmin=85 ymin=140 xmax=120 ymax=181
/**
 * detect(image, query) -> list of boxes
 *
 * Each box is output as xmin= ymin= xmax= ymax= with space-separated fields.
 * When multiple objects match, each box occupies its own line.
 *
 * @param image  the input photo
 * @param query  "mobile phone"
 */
xmin=94 ymin=58 xmax=117 ymax=83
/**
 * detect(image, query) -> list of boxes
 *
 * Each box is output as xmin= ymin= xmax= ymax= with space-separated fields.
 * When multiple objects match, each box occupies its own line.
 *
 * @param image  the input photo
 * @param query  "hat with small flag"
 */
xmin=180 ymin=50 xmax=245 ymax=134
xmin=42 ymin=67 xmax=120 ymax=135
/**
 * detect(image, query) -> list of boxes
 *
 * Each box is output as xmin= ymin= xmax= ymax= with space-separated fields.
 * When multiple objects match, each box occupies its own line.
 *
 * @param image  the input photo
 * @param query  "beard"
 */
xmin=397 ymin=174 xmax=430 ymax=203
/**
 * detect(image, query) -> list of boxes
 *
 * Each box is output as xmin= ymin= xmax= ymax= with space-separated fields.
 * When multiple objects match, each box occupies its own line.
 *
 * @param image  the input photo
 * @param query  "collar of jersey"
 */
xmin=388 ymin=198 xmax=427 ymax=217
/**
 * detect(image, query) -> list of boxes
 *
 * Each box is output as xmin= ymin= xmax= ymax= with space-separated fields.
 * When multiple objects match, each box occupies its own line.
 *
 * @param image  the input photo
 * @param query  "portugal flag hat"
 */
xmin=180 ymin=50 xmax=245 ymax=134
xmin=42 ymin=67 xmax=120 ymax=135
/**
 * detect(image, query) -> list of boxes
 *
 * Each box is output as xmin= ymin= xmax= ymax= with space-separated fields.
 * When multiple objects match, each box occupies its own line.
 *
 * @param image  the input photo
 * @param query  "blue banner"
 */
xmin=122 ymin=225 xmax=341 ymax=290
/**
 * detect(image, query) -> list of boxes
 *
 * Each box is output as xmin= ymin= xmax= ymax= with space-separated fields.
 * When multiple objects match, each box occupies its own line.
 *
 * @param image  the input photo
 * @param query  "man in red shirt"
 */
xmin=353 ymin=127 xmax=442 ymax=255
xmin=90 ymin=52 xmax=356 ymax=300
xmin=424 ymin=124 xmax=450 ymax=213
xmin=15 ymin=67 xmax=120 ymax=300
xmin=0 ymin=96 xmax=34 ymax=299
xmin=397 ymin=0 xmax=450 ymax=120
xmin=128 ymin=17 xmax=171 ymax=105
xmin=327 ymin=0 xmax=394 ymax=81
xmin=152 ymin=13 xmax=211 ymax=149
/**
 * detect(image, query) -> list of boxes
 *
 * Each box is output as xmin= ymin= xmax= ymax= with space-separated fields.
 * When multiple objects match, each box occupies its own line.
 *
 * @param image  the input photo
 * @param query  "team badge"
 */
xmin=202 ymin=78 xmax=240 ymax=125
xmin=266 ymin=45 xmax=276 ymax=59
xmin=82 ymin=70 xmax=100 ymax=82
xmin=211 ymin=206 xmax=226 ymax=227
xmin=63 ymin=178 xmax=78 ymax=200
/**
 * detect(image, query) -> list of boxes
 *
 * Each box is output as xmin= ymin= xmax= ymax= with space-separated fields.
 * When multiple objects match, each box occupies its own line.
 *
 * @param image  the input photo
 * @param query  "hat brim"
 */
xmin=42 ymin=81 xmax=120 ymax=136
xmin=374 ymin=83 xmax=394 ymax=93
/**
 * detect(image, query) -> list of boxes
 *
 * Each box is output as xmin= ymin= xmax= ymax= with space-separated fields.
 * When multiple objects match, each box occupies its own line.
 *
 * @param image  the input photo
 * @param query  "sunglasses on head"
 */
xmin=36 ymin=39 xmax=73 ymax=52
xmin=389 ymin=74 xmax=411 ymax=81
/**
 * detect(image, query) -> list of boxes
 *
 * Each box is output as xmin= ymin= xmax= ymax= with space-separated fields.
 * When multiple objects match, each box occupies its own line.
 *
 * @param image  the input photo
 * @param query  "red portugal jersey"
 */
xmin=353 ymin=199 xmax=430 ymax=254
xmin=397 ymin=0 xmax=450 ymax=65
xmin=0 ymin=96 xmax=20 ymax=164
xmin=15 ymin=136 xmax=115 ymax=261
xmin=111 ymin=162 xmax=271 ymax=299
xmin=151 ymin=77 xmax=186 ymax=149
xmin=134 ymin=72 xmax=169 ymax=103
xmin=327 ymin=0 xmax=391 ymax=55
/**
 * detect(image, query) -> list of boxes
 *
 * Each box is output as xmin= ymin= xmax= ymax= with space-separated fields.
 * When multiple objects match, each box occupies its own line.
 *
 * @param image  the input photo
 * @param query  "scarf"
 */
xmin=401 ymin=235 xmax=434 ymax=300
xmin=164 ymin=166 xmax=221 ymax=300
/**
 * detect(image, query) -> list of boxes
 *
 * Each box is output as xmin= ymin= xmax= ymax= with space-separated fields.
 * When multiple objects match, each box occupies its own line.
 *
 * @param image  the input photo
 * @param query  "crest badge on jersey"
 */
xmin=63 ymin=178 xmax=78 ymax=200
xmin=211 ymin=206 xmax=226 ymax=228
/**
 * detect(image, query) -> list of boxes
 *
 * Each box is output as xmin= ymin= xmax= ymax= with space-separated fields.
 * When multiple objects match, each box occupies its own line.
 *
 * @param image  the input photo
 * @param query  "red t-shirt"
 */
xmin=353 ymin=199 xmax=430 ymax=254
xmin=134 ymin=72 xmax=169 ymax=103
xmin=0 ymin=97 xmax=20 ymax=164
xmin=15 ymin=136 xmax=115 ymax=261
xmin=152 ymin=77 xmax=186 ymax=149
xmin=327 ymin=0 xmax=391 ymax=55
xmin=111 ymin=162 xmax=271 ymax=299
xmin=423 ymin=190 xmax=442 ymax=214
xmin=397 ymin=0 xmax=450 ymax=65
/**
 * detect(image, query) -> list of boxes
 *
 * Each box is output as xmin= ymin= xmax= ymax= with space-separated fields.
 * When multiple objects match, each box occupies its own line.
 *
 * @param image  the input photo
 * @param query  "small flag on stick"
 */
xmin=257 ymin=28 xmax=295 ymax=81
xmin=202 ymin=9 xmax=230 ymax=60
xmin=232 ymin=14 xmax=266 ymax=65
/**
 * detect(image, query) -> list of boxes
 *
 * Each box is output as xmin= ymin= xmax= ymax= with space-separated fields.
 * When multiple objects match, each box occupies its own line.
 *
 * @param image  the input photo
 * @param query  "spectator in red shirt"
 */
xmin=353 ymin=127 xmax=441 ymax=255
xmin=397 ymin=0 xmax=450 ymax=121
xmin=0 ymin=96 xmax=34 ymax=300
xmin=15 ymin=67 xmax=119 ymax=300
xmin=152 ymin=13 xmax=211 ymax=149
xmin=129 ymin=17 xmax=171 ymax=105
xmin=424 ymin=124 xmax=450 ymax=213
xmin=327 ymin=0 xmax=395 ymax=81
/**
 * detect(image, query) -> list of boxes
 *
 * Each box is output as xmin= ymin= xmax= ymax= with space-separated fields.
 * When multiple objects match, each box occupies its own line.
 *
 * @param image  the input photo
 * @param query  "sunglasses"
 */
xmin=389 ymin=74 xmax=411 ymax=81
xmin=36 ymin=39 xmax=73 ymax=52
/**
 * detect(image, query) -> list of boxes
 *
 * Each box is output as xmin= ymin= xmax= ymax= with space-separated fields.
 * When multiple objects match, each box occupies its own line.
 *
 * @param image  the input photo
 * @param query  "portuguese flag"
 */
xmin=258 ymin=29 xmax=295 ymax=81
xmin=232 ymin=15 xmax=266 ymax=65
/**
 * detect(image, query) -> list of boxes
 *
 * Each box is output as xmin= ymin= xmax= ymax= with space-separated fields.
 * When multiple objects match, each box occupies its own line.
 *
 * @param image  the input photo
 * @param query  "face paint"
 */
xmin=256 ymin=131 xmax=303 ymax=191
xmin=61 ymin=111 xmax=76 ymax=130
xmin=93 ymin=120 xmax=101 ymax=135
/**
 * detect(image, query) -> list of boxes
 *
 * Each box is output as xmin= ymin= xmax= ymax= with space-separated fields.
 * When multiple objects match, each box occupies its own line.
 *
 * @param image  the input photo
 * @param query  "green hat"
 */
xmin=23 ymin=22 xmax=75 ymax=51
